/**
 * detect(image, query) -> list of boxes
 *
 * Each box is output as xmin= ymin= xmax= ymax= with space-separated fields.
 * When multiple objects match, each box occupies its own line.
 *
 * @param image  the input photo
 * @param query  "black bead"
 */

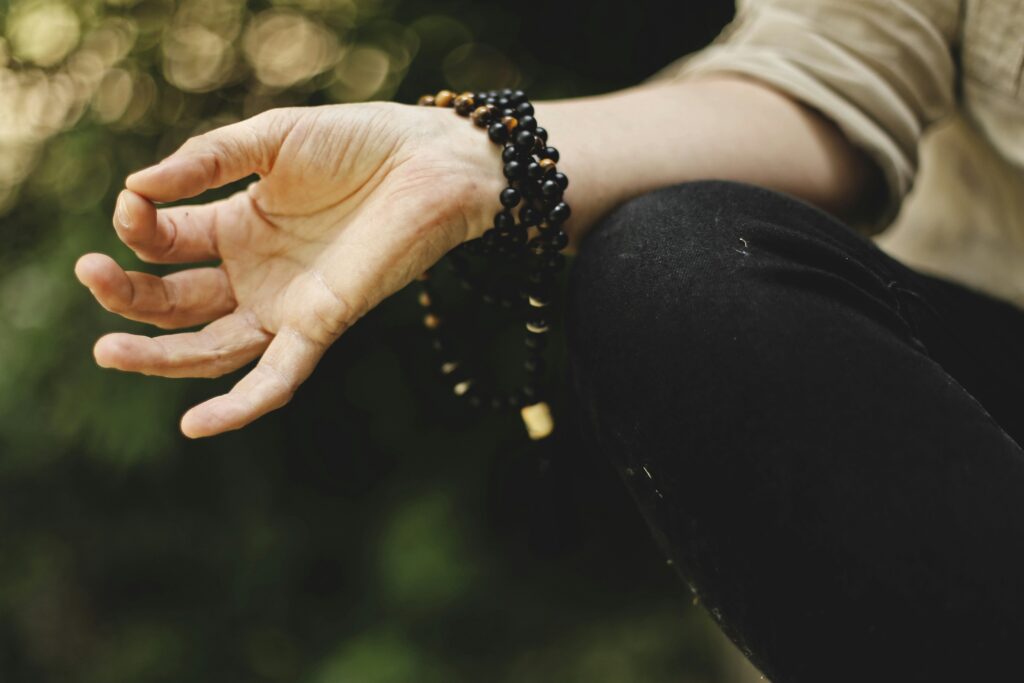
xmin=540 ymin=179 xmax=562 ymax=199
xmin=552 ymin=172 xmax=569 ymax=190
xmin=517 ymin=115 xmax=537 ymax=132
xmin=510 ymin=89 xmax=526 ymax=104
xmin=526 ymin=237 xmax=546 ymax=257
xmin=500 ymin=187 xmax=521 ymax=208
xmin=496 ymin=97 xmax=510 ymax=108
xmin=510 ymin=224 xmax=528 ymax=245
xmin=503 ymin=160 xmax=523 ymax=180
xmin=484 ymin=96 xmax=497 ymax=106
xmin=524 ymin=357 xmax=545 ymax=375
xmin=516 ymin=101 xmax=535 ymax=117
xmin=513 ymin=129 xmax=536 ymax=151
xmin=549 ymin=230 xmax=569 ymax=250
xmin=481 ymin=228 xmax=498 ymax=247
xmin=501 ymin=145 xmax=518 ymax=162
xmin=539 ymin=146 xmax=560 ymax=162
xmin=519 ymin=205 xmax=541 ymax=225
xmin=494 ymin=210 xmax=515 ymax=230
xmin=543 ymin=252 xmax=566 ymax=272
xmin=527 ymin=269 xmax=553 ymax=286
xmin=501 ymin=107 xmax=516 ymax=118
xmin=525 ymin=331 xmax=548 ymax=350
xmin=488 ymin=122 xmax=509 ymax=143
xmin=500 ymin=88 xmax=513 ymax=97
xmin=526 ymin=162 xmax=543 ymax=181
xmin=548 ymin=202 xmax=571 ymax=223
xmin=534 ymin=126 xmax=548 ymax=143
xmin=527 ymin=308 xmax=548 ymax=325
xmin=522 ymin=384 xmax=538 ymax=401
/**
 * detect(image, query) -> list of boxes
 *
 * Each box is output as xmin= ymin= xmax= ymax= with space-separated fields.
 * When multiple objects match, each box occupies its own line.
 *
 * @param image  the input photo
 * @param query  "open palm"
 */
xmin=75 ymin=102 xmax=502 ymax=438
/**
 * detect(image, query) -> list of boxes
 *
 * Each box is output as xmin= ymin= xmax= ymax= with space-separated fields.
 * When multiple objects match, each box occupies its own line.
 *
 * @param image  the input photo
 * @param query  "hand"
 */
xmin=75 ymin=102 xmax=504 ymax=438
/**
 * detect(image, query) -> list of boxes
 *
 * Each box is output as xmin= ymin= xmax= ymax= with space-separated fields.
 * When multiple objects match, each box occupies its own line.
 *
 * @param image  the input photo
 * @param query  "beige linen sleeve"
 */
xmin=651 ymin=0 xmax=961 ymax=232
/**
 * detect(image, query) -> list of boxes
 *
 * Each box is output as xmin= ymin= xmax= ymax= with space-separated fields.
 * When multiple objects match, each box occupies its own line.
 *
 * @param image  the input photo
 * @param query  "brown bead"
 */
xmin=435 ymin=90 xmax=455 ymax=107
xmin=423 ymin=313 xmax=441 ymax=329
xmin=454 ymin=94 xmax=475 ymax=116
xmin=470 ymin=105 xmax=493 ymax=127
xmin=417 ymin=94 xmax=436 ymax=106
xmin=501 ymin=116 xmax=519 ymax=132
xmin=453 ymin=380 xmax=473 ymax=397
xmin=417 ymin=291 xmax=432 ymax=307
xmin=538 ymin=158 xmax=557 ymax=174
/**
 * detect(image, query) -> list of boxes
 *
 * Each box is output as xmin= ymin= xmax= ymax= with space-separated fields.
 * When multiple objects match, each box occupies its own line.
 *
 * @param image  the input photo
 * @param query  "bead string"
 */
xmin=415 ymin=88 xmax=570 ymax=440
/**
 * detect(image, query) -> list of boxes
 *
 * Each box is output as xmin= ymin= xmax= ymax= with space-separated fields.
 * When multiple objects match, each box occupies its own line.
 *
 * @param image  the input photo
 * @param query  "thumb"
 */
xmin=125 ymin=109 xmax=295 ymax=203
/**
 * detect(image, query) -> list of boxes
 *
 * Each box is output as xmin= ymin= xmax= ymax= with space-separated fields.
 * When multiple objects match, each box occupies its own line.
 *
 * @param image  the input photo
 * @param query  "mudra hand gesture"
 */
xmin=75 ymin=103 xmax=503 ymax=438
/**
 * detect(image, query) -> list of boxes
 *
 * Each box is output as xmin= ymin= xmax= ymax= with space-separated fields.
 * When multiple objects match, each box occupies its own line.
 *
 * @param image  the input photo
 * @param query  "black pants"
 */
xmin=567 ymin=181 xmax=1024 ymax=682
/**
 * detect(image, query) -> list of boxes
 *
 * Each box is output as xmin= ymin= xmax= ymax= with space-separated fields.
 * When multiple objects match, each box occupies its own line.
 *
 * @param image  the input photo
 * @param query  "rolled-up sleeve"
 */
xmin=651 ymin=0 xmax=960 ymax=231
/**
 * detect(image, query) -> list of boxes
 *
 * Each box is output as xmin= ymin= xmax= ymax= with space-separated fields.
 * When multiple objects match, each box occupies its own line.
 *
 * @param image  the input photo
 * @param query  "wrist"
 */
xmin=405 ymin=104 xmax=508 ymax=242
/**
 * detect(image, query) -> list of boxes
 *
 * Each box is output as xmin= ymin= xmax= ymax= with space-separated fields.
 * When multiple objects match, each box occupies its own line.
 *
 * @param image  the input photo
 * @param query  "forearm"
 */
xmin=535 ymin=76 xmax=881 ymax=241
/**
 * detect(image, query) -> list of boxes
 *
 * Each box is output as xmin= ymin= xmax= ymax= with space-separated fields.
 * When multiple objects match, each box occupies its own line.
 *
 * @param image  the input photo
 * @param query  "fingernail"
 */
xmin=116 ymin=192 xmax=132 ymax=229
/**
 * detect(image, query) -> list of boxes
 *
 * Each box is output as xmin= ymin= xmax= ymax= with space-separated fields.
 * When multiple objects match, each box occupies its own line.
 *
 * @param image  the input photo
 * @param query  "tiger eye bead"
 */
xmin=435 ymin=89 xmax=455 ymax=107
xmin=538 ymin=158 xmax=557 ymax=175
xmin=454 ymin=93 xmax=475 ymax=115
xmin=471 ymin=105 xmax=494 ymax=127
xmin=418 ymin=94 xmax=436 ymax=106
xmin=424 ymin=313 xmax=441 ymax=329
xmin=501 ymin=116 xmax=519 ymax=132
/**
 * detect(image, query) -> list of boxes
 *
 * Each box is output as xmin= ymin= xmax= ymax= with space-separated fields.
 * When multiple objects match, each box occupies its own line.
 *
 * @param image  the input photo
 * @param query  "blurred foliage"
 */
xmin=0 ymin=0 xmax=747 ymax=681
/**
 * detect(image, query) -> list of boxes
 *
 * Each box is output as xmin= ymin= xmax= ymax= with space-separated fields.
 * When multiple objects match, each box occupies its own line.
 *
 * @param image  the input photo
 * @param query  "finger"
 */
xmin=180 ymin=326 xmax=323 ymax=438
xmin=93 ymin=311 xmax=271 ymax=378
xmin=75 ymin=253 xmax=235 ymax=329
xmin=113 ymin=189 xmax=226 ymax=264
xmin=125 ymin=110 xmax=292 ymax=202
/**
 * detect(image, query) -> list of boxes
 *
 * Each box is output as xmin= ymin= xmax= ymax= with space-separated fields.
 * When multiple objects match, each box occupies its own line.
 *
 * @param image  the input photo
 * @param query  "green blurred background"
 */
xmin=0 ymin=0 xmax=765 ymax=681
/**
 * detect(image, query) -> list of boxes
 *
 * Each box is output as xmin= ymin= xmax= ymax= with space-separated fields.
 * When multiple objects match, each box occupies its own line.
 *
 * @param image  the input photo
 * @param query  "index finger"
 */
xmin=126 ymin=110 xmax=293 ymax=203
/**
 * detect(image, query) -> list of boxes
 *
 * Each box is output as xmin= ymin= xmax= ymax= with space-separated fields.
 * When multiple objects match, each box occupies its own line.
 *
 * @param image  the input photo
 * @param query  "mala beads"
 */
xmin=415 ymin=88 xmax=571 ymax=440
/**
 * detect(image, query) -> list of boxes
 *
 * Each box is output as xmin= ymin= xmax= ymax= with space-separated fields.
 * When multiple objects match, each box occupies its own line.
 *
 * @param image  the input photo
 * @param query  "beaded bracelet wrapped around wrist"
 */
xmin=415 ymin=88 xmax=570 ymax=441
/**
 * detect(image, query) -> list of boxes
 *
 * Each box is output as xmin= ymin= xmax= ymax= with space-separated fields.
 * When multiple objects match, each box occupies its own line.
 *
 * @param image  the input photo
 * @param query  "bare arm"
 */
xmin=538 ymin=76 xmax=882 ymax=241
